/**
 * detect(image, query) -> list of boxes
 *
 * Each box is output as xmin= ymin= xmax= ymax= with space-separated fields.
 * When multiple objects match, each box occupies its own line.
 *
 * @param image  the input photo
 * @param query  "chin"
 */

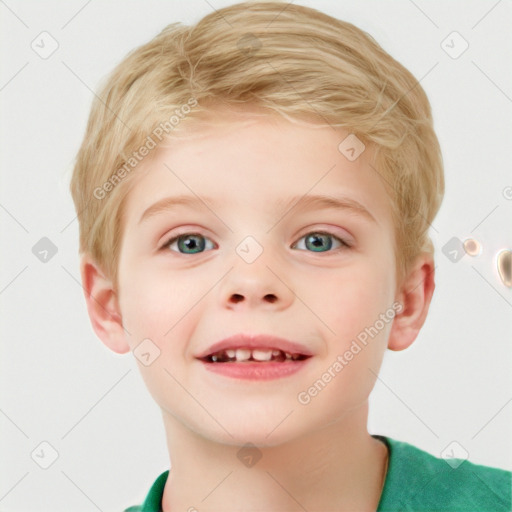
xmin=193 ymin=409 xmax=310 ymax=448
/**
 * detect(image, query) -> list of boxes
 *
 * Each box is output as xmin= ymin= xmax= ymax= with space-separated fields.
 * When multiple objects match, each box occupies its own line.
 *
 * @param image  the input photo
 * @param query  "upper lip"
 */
xmin=195 ymin=334 xmax=314 ymax=359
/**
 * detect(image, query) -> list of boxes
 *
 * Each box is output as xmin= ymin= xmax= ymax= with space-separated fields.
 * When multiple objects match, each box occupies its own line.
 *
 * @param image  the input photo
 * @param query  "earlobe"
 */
xmin=387 ymin=255 xmax=436 ymax=352
xmin=79 ymin=254 xmax=130 ymax=354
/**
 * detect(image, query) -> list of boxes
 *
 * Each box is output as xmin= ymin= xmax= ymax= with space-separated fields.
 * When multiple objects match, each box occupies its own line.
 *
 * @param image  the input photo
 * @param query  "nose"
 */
xmin=219 ymin=251 xmax=295 ymax=311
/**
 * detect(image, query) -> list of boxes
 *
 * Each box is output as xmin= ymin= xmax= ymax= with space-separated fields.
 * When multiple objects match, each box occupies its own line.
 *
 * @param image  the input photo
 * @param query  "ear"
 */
xmin=387 ymin=254 xmax=436 ymax=351
xmin=79 ymin=253 xmax=130 ymax=354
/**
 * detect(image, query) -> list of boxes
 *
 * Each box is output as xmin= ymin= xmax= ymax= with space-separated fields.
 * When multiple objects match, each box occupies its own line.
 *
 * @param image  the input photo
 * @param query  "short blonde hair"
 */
xmin=70 ymin=1 xmax=444 ymax=292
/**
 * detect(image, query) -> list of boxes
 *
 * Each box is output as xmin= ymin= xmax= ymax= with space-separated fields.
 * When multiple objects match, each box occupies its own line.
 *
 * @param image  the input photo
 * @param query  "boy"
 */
xmin=70 ymin=2 xmax=511 ymax=510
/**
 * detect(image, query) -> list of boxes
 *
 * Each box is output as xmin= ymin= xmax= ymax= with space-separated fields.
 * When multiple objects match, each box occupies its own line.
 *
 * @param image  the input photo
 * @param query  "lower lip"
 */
xmin=198 ymin=359 xmax=311 ymax=380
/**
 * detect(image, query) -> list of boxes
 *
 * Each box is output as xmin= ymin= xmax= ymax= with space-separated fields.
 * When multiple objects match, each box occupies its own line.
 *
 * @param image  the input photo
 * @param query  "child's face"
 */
xmin=116 ymin=111 xmax=400 ymax=445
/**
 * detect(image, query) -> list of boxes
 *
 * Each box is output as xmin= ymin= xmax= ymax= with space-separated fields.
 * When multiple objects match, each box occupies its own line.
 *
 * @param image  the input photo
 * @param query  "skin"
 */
xmin=81 ymin=108 xmax=435 ymax=511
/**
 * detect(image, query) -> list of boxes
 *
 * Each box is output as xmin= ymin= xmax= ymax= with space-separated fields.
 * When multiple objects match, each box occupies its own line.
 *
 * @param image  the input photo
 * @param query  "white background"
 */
xmin=1 ymin=0 xmax=511 ymax=510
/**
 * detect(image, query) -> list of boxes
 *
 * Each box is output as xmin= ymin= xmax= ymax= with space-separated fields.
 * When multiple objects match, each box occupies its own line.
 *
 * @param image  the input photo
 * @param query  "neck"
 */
xmin=161 ymin=402 xmax=388 ymax=512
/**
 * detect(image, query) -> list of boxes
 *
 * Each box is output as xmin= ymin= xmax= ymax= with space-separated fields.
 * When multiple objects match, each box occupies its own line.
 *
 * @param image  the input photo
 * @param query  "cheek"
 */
xmin=118 ymin=271 xmax=202 ymax=406
xmin=303 ymin=254 xmax=395 ymax=386
xmin=119 ymin=269 xmax=227 ymax=380
xmin=118 ymin=268 xmax=198 ymax=348
xmin=314 ymin=257 xmax=395 ymax=324
xmin=300 ymin=263 xmax=394 ymax=412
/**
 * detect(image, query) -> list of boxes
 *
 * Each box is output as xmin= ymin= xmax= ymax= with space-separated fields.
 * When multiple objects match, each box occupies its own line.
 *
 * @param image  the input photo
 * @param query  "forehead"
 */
xmin=122 ymin=110 xmax=393 ymax=230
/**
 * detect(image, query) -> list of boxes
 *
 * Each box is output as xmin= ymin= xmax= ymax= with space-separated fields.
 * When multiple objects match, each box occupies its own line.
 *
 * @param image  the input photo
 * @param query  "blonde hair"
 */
xmin=70 ymin=1 xmax=444 ymax=292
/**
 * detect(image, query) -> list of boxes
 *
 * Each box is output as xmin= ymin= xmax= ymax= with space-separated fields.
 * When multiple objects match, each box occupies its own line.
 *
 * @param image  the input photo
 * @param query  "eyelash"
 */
xmin=160 ymin=230 xmax=352 ymax=254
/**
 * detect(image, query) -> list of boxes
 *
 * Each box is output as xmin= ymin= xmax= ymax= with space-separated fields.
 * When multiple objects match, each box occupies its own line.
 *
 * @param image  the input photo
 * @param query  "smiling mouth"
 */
xmin=200 ymin=348 xmax=311 ymax=363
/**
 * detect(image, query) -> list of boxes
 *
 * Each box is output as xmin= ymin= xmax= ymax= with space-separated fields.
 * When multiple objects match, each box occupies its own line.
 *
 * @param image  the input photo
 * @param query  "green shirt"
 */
xmin=124 ymin=436 xmax=511 ymax=511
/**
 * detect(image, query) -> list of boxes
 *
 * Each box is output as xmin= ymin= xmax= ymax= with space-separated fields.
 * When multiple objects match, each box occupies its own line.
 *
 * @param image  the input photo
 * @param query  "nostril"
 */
xmin=229 ymin=293 xmax=277 ymax=304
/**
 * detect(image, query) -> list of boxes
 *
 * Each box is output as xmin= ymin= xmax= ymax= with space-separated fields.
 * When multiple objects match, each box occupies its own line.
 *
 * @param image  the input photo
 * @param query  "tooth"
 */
xmin=226 ymin=349 xmax=236 ymax=358
xmin=285 ymin=352 xmax=292 ymax=359
xmin=252 ymin=349 xmax=273 ymax=361
xmin=272 ymin=350 xmax=281 ymax=357
xmin=235 ymin=349 xmax=251 ymax=362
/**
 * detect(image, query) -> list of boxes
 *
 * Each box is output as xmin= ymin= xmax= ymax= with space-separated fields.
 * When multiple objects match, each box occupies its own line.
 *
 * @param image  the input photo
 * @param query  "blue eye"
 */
xmin=164 ymin=233 xmax=215 ymax=254
xmin=162 ymin=231 xmax=350 ymax=255
xmin=293 ymin=232 xmax=350 ymax=253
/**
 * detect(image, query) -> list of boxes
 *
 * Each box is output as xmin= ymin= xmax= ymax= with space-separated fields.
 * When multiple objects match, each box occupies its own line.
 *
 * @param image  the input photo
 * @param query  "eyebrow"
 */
xmin=276 ymin=193 xmax=376 ymax=223
xmin=138 ymin=193 xmax=376 ymax=224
